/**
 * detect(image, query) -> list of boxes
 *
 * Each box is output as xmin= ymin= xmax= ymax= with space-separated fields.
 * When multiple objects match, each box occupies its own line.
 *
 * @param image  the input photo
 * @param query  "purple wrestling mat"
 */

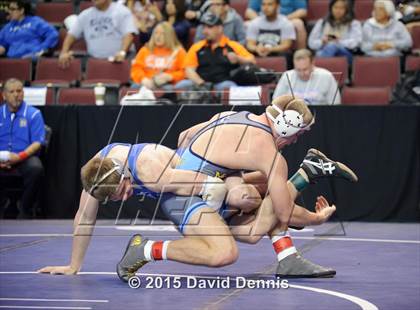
xmin=1 ymin=220 xmax=419 ymax=310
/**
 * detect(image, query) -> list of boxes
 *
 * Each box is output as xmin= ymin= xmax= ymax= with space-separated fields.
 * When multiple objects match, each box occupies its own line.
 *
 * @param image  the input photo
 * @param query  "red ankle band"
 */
xmin=152 ymin=241 xmax=163 ymax=260
xmin=273 ymin=236 xmax=293 ymax=254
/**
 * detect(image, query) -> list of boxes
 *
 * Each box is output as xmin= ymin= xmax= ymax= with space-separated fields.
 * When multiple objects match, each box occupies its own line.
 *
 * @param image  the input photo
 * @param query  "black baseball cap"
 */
xmin=199 ymin=12 xmax=223 ymax=26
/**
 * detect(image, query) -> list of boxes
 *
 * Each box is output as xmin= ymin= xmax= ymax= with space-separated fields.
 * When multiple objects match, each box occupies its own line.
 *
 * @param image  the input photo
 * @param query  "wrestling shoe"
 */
xmin=300 ymin=148 xmax=358 ymax=183
xmin=117 ymin=234 xmax=149 ymax=282
xmin=276 ymin=253 xmax=336 ymax=278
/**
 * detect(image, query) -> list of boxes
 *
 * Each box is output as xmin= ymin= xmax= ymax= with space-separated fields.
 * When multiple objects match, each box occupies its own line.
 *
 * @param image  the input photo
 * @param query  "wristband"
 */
xmin=18 ymin=151 xmax=29 ymax=161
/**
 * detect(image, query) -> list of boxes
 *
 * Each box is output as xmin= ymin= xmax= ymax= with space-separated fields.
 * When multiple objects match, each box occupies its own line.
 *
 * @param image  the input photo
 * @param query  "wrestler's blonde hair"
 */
xmin=266 ymin=94 xmax=314 ymax=125
xmin=81 ymin=157 xmax=121 ymax=201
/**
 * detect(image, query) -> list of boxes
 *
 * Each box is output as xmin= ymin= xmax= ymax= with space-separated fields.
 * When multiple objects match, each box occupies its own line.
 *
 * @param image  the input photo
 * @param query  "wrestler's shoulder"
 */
xmin=210 ymin=111 xmax=237 ymax=121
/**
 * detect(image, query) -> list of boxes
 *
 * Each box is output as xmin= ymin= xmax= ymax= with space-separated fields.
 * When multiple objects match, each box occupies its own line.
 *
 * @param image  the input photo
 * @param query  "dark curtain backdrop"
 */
xmin=39 ymin=105 xmax=420 ymax=222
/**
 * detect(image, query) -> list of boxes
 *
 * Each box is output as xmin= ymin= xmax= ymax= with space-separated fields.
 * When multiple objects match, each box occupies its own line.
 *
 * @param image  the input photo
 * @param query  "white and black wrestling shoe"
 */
xmin=301 ymin=149 xmax=358 ymax=183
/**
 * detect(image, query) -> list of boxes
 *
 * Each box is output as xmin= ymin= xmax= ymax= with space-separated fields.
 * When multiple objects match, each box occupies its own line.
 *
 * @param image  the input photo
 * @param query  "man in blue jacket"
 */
xmin=0 ymin=1 xmax=58 ymax=59
xmin=0 ymin=78 xmax=46 ymax=217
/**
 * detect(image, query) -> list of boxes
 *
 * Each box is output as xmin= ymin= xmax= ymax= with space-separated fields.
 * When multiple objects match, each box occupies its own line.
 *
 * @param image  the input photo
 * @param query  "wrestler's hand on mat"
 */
xmin=199 ymin=176 xmax=227 ymax=210
xmin=314 ymin=196 xmax=336 ymax=225
xmin=37 ymin=265 xmax=79 ymax=275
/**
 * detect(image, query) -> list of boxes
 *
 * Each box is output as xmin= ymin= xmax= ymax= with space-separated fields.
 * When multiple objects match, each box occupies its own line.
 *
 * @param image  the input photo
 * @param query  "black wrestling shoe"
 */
xmin=276 ymin=253 xmax=336 ymax=278
xmin=116 ymin=234 xmax=149 ymax=282
xmin=300 ymin=148 xmax=358 ymax=183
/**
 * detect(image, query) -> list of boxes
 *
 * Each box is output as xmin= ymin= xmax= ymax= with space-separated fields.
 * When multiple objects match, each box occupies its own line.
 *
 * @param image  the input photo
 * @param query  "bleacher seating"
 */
xmin=0 ymin=59 xmax=32 ymax=87
xmin=55 ymin=29 xmax=87 ymax=56
xmin=81 ymin=59 xmax=131 ymax=87
xmin=3 ymin=0 xmax=415 ymax=106
xmin=342 ymin=86 xmax=391 ymax=105
xmin=35 ymin=2 xmax=74 ymax=27
xmin=314 ymin=57 xmax=348 ymax=86
xmin=353 ymin=57 xmax=400 ymax=88
xmin=57 ymin=88 xmax=96 ymax=105
xmin=354 ymin=0 xmax=374 ymax=21
xmin=32 ymin=58 xmax=82 ymax=88
xmin=230 ymin=0 xmax=247 ymax=20
xmin=405 ymin=56 xmax=420 ymax=72
xmin=307 ymin=0 xmax=329 ymax=24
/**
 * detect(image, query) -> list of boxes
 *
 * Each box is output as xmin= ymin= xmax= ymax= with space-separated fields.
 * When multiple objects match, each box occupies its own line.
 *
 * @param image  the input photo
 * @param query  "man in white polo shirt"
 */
xmin=273 ymin=49 xmax=341 ymax=105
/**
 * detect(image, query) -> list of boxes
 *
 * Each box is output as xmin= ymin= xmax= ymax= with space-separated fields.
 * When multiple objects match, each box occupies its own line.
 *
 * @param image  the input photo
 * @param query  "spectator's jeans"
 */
xmin=14 ymin=156 xmax=44 ymax=214
xmin=365 ymin=49 xmax=401 ymax=57
xmin=174 ymin=79 xmax=238 ymax=91
xmin=316 ymin=42 xmax=353 ymax=64
xmin=131 ymin=82 xmax=175 ymax=91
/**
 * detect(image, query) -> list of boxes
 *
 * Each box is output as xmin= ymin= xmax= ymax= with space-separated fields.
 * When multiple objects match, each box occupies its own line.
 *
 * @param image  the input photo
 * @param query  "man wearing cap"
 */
xmin=175 ymin=12 xmax=255 ymax=91
xmin=194 ymin=0 xmax=247 ymax=45
xmin=116 ymin=94 xmax=358 ymax=281
xmin=0 ymin=78 xmax=46 ymax=218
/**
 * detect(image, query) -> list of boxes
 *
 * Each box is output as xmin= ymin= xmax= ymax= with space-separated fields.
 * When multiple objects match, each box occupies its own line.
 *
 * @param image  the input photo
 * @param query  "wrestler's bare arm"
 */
xmin=249 ymin=141 xmax=294 ymax=224
xmin=231 ymin=171 xmax=332 ymax=227
xmin=139 ymin=145 xmax=224 ymax=198
xmin=241 ymin=171 xmax=268 ymax=195
xmin=139 ymin=154 xmax=205 ymax=196
xmin=38 ymin=190 xmax=99 ymax=275
xmin=288 ymin=202 xmax=332 ymax=226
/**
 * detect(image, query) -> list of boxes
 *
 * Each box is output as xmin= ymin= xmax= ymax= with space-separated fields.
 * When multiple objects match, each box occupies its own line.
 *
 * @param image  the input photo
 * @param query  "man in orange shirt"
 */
xmin=175 ymin=12 xmax=255 ymax=91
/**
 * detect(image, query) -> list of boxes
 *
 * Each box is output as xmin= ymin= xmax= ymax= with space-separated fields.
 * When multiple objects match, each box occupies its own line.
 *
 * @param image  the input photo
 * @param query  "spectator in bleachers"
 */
xmin=273 ymin=49 xmax=341 ymax=105
xmin=308 ymin=0 xmax=362 ymax=64
xmin=361 ymin=0 xmax=412 ymax=57
xmin=131 ymin=22 xmax=186 ymax=90
xmin=0 ymin=1 xmax=58 ymax=59
xmin=246 ymin=0 xmax=307 ymax=49
xmin=59 ymin=0 xmax=137 ymax=68
xmin=396 ymin=0 xmax=420 ymax=33
xmin=162 ymin=0 xmax=191 ymax=46
xmin=194 ymin=0 xmax=246 ymax=45
xmin=246 ymin=0 xmax=295 ymax=57
xmin=175 ymin=12 xmax=255 ymax=91
xmin=0 ymin=78 xmax=46 ymax=218
xmin=185 ymin=0 xmax=209 ymax=26
xmin=0 ymin=1 xmax=9 ymax=29
xmin=120 ymin=0 xmax=162 ymax=44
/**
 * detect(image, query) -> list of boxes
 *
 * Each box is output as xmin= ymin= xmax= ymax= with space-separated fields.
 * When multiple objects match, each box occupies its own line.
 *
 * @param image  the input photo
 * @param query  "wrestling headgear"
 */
xmin=266 ymin=97 xmax=315 ymax=138
xmin=89 ymin=158 xmax=131 ymax=198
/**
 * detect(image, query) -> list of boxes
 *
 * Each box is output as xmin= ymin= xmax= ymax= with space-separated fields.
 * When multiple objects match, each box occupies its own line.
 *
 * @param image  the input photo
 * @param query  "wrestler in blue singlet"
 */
xmin=99 ymin=143 xmax=159 ymax=199
xmin=176 ymin=111 xmax=274 ymax=226
xmin=98 ymin=113 xmax=271 ymax=233
xmin=177 ymin=111 xmax=272 ymax=179
xmin=98 ymin=143 xmax=206 ymax=233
